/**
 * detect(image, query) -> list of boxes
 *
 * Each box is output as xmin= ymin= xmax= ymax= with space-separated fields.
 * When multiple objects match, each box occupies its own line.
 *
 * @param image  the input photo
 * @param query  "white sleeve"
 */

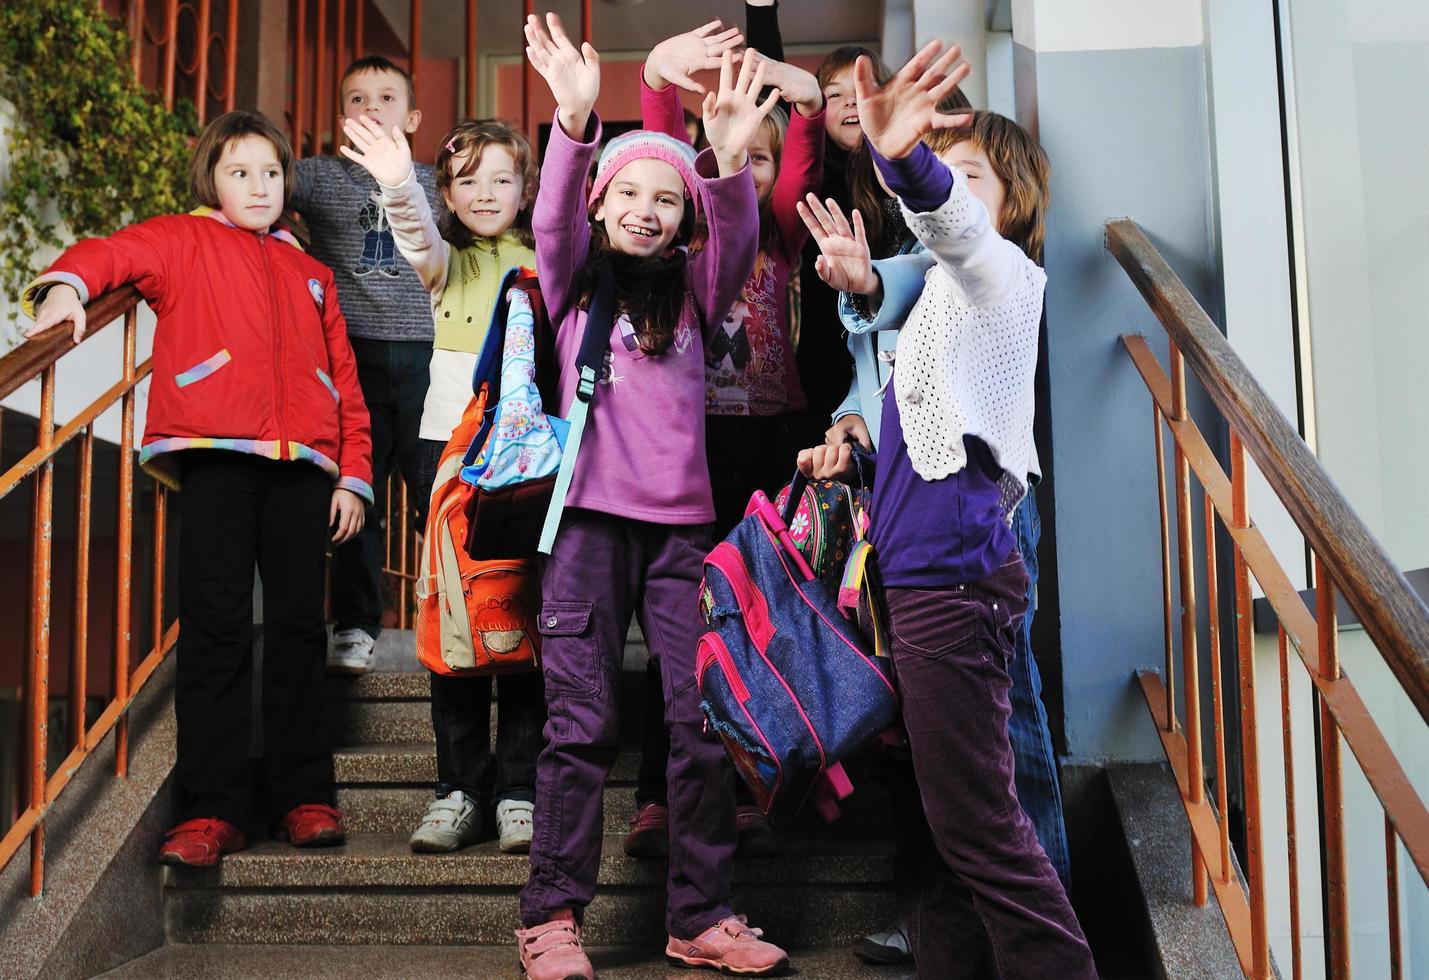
xmin=903 ymin=162 xmax=1036 ymax=309
xmin=378 ymin=167 xmax=450 ymax=296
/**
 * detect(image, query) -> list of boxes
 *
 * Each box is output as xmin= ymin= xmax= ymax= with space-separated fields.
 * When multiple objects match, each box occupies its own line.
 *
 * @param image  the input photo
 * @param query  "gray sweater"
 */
xmin=291 ymin=156 xmax=441 ymax=342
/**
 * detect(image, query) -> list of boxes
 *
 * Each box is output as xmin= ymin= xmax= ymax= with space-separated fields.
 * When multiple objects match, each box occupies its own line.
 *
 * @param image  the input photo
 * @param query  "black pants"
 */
xmin=430 ymin=670 xmax=546 ymax=805
xmin=331 ymin=338 xmax=431 ymax=638
xmin=633 ymin=413 xmax=811 ymax=808
xmin=173 ymin=451 xmax=335 ymax=828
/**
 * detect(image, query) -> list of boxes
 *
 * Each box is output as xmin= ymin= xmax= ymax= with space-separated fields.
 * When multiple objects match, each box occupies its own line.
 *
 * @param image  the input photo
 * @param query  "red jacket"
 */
xmin=23 ymin=211 xmax=374 ymax=501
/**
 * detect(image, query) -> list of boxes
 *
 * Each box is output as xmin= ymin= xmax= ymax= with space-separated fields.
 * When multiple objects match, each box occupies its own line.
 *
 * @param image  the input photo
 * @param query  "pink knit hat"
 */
xmin=589 ymin=130 xmax=703 ymax=215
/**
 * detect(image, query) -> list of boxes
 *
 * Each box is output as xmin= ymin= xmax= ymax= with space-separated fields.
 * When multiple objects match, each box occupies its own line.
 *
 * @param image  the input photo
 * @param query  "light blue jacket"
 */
xmin=831 ymin=245 xmax=936 ymax=448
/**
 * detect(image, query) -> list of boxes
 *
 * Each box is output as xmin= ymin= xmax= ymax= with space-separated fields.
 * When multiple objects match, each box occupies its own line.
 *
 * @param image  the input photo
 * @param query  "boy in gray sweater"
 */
xmin=289 ymin=55 xmax=440 ymax=673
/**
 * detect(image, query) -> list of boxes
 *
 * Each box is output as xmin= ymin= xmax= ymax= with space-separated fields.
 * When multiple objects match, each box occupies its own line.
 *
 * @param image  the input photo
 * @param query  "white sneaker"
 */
xmin=409 ymin=791 xmax=483 ymax=853
xmin=853 ymin=921 xmax=913 ymax=965
xmin=496 ymin=799 xmax=535 ymax=853
xmin=327 ymin=628 xmax=376 ymax=675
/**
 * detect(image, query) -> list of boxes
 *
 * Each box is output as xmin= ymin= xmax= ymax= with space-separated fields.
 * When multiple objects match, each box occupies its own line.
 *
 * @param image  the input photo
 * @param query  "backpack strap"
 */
xmin=537 ymin=265 xmax=615 ymax=555
xmin=463 ymin=266 xmax=526 ymax=473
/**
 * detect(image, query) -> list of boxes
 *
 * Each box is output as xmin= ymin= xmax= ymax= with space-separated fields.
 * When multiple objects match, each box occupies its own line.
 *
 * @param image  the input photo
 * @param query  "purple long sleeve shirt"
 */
xmin=865 ymin=143 xmax=1015 ymax=587
xmin=535 ymin=113 xmax=760 ymax=524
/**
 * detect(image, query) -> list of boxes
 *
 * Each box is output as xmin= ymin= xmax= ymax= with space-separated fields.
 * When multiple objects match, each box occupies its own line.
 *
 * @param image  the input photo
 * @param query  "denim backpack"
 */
xmin=697 ymin=482 xmax=898 ymax=821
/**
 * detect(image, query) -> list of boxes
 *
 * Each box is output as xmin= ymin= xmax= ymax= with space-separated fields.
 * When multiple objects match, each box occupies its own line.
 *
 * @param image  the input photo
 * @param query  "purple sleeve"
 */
xmin=687 ymin=148 xmax=761 ymax=342
xmin=532 ymin=112 xmax=602 ymax=322
xmin=868 ymin=142 xmax=952 ymax=214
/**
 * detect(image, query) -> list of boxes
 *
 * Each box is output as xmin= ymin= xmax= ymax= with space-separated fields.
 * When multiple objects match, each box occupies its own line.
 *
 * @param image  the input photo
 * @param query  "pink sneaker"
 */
xmin=666 ymin=915 xmax=789 ymax=976
xmin=516 ymin=909 xmax=593 ymax=980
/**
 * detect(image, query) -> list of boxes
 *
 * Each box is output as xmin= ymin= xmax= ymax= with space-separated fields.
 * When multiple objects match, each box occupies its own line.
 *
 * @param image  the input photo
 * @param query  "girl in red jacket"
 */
xmin=21 ymin=111 xmax=374 ymax=866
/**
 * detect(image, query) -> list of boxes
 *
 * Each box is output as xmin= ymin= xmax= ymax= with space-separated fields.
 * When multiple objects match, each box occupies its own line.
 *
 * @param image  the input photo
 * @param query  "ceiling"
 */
xmin=371 ymin=0 xmax=884 ymax=60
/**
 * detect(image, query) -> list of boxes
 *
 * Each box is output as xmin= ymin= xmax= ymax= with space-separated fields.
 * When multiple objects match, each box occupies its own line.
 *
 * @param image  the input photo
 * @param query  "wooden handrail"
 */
xmin=0 ymin=286 xmax=145 ymax=403
xmin=1105 ymin=218 xmax=1429 ymax=725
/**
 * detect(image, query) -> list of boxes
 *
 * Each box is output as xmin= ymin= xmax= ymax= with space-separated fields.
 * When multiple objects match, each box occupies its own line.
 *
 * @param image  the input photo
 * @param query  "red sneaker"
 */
xmin=276 ymin=803 xmax=346 ymax=847
xmin=158 ymin=818 xmax=246 ymax=866
xmin=622 ymin=802 xmax=669 ymax=860
xmin=666 ymin=915 xmax=789 ymax=976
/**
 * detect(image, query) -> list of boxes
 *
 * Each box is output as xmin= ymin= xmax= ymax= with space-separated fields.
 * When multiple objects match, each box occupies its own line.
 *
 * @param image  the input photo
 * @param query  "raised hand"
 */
xmin=745 ymin=50 xmax=822 ymax=118
xmin=644 ymin=20 xmax=744 ymax=94
xmin=797 ymin=194 xmax=878 ymax=295
xmin=26 ymin=284 xmax=87 ymax=343
xmin=853 ymin=39 xmax=972 ymax=160
xmin=524 ymin=12 xmax=601 ymax=138
xmin=701 ymin=48 xmax=781 ymax=176
xmin=339 ymin=115 xmax=414 ymax=187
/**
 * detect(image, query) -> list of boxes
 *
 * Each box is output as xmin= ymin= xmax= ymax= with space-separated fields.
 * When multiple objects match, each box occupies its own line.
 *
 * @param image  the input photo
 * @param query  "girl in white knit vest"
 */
xmin=796 ymin=41 xmax=1098 ymax=980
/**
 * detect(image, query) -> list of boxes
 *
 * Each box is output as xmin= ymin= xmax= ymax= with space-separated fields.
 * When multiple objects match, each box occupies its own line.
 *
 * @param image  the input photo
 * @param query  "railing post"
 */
xmin=409 ymin=0 xmax=422 ymax=106
xmin=333 ymin=0 xmax=347 ymax=145
xmin=1316 ymin=553 xmax=1350 ymax=978
xmin=152 ymin=488 xmax=167 ymax=665
xmin=115 ymin=309 xmax=138 ymax=779
xmin=1154 ymin=405 xmax=1176 ymax=732
xmin=1231 ymin=431 xmax=1271 ymax=977
xmin=522 ymin=0 xmax=534 ymax=137
xmin=1386 ymin=815 xmax=1402 ymax=980
xmin=223 ymin=0 xmax=240 ymax=113
xmin=163 ymin=0 xmax=179 ymax=110
xmin=131 ymin=0 xmax=147 ymax=81
xmin=1279 ymin=626 xmax=1303 ymax=980
xmin=465 ymin=0 xmax=477 ymax=115
xmin=1169 ymin=343 xmax=1207 ymax=905
xmin=311 ymin=0 xmax=328 ymax=156
xmin=27 ymin=365 xmax=57 ymax=896
xmin=195 ymin=0 xmax=212 ymax=124
xmin=70 ymin=427 xmax=95 ymax=751
xmin=1204 ymin=495 xmax=1231 ymax=885
xmin=293 ymin=0 xmax=308 ymax=156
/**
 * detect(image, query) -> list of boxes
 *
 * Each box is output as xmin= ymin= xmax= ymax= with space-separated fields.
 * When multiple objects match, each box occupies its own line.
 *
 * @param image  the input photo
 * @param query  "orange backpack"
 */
xmin=414 ymin=271 xmax=550 ymax=676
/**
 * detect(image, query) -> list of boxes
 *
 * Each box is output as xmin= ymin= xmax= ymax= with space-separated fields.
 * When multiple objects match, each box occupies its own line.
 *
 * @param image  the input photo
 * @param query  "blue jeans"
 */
xmin=1007 ymin=488 xmax=1071 ymax=887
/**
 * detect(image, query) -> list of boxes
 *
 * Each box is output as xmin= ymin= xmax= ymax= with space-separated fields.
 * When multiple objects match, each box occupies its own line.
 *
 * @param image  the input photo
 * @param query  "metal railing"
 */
xmin=108 ymin=0 xmax=242 ymax=124
xmin=1108 ymin=218 xmax=1429 ymax=978
xmin=287 ymin=0 xmax=593 ymax=157
xmin=0 ymin=288 xmax=176 ymax=898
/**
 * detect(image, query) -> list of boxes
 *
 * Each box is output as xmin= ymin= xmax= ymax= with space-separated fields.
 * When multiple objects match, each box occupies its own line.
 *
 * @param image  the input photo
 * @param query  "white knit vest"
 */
xmin=888 ymin=164 xmax=1045 ymax=506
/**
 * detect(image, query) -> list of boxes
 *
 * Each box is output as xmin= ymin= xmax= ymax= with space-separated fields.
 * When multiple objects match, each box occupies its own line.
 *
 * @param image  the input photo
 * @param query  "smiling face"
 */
xmin=442 ymin=144 xmax=526 ymax=239
xmin=748 ymin=127 xmax=777 ymax=205
xmin=936 ymin=141 xmax=1007 ymax=235
xmin=213 ymin=134 xmax=285 ymax=232
xmin=341 ymin=67 xmax=421 ymax=137
xmin=821 ymin=66 xmax=862 ymax=151
xmin=594 ymin=158 xmax=687 ymax=257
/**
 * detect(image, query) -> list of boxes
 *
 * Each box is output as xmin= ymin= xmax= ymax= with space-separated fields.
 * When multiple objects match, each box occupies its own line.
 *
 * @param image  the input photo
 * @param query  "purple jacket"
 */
xmin=536 ymin=113 xmax=760 ymax=524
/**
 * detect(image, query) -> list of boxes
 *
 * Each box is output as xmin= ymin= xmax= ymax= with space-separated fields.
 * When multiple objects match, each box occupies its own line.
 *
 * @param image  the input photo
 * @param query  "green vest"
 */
xmin=434 ymin=232 xmax=538 ymax=354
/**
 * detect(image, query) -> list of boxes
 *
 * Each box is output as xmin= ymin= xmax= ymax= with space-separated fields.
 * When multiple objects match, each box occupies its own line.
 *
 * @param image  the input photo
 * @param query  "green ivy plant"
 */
xmin=0 ymin=0 xmax=197 ymax=325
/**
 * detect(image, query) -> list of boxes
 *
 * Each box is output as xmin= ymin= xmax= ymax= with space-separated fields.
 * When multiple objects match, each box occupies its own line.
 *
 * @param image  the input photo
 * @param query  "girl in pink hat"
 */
xmin=514 ymin=12 xmax=790 ymax=980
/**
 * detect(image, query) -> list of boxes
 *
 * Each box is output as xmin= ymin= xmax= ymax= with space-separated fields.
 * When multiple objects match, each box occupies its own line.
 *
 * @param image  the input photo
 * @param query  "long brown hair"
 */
xmin=923 ymin=111 xmax=1051 ymax=264
xmin=578 ymin=193 xmax=702 ymax=356
xmin=435 ymin=119 xmax=538 ymax=250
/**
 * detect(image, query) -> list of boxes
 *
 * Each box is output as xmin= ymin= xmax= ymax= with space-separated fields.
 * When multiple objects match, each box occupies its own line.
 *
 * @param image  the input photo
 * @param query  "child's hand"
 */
xmin=644 ymin=21 xmax=744 ymax=94
xmin=339 ymin=115 xmax=414 ymax=187
xmin=26 ymin=284 xmax=87 ymax=343
xmin=797 ymin=443 xmax=858 ymax=482
xmin=826 ymin=414 xmax=873 ymax=452
xmin=525 ymin=12 xmax=601 ymax=139
xmin=330 ymin=488 xmax=366 ymax=544
xmin=746 ymin=50 xmax=822 ymax=118
xmin=702 ymin=49 xmax=782 ymax=176
xmin=853 ymin=39 xmax=972 ymax=160
xmin=797 ymin=194 xmax=878 ymax=295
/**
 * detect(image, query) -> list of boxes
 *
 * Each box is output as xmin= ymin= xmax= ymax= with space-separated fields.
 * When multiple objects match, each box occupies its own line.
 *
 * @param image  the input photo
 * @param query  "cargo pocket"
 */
xmin=175 ymin=349 xmax=231 ymax=388
xmin=537 ymin=600 xmax=600 ymax=699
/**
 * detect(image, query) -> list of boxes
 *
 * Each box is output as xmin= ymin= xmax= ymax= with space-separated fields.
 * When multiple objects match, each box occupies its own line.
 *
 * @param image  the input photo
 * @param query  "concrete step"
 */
xmin=102 ymin=943 xmax=912 ymax=978
xmin=163 ymin=833 xmax=896 ymax=947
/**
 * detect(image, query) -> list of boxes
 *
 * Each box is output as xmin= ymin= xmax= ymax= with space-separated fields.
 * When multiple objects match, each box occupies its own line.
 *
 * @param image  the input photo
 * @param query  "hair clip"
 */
xmin=445 ymin=138 xmax=457 ymax=153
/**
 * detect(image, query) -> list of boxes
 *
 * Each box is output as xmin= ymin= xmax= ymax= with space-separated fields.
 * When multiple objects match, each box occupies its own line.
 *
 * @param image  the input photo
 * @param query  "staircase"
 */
xmin=102 ymin=630 xmax=908 ymax=977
